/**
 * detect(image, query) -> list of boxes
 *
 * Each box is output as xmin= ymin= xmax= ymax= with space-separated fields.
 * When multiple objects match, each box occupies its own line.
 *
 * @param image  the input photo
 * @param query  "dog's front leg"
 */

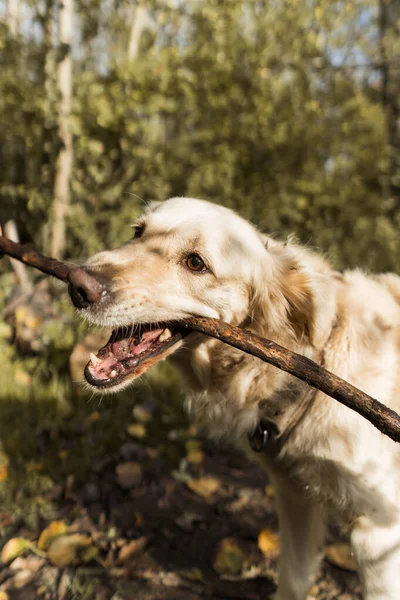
xmin=272 ymin=479 xmax=325 ymax=600
xmin=351 ymin=516 xmax=400 ymax=600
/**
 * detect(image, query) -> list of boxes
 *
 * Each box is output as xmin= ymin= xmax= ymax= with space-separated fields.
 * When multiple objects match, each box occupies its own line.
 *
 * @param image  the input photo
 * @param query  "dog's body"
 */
xmin=74 ymin=198 xmax=400 ymax=600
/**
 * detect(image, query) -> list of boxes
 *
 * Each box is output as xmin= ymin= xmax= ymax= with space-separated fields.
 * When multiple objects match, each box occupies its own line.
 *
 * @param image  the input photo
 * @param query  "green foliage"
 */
xmin=0 ymin=0 xmax=397 ymax=269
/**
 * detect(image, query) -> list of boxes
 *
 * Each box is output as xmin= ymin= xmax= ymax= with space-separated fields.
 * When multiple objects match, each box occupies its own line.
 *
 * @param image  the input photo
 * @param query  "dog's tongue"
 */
xmin=111 ymin=329 xmax=162 ymax=359
xmin=88 ymin=327 xmax=165 ymax=381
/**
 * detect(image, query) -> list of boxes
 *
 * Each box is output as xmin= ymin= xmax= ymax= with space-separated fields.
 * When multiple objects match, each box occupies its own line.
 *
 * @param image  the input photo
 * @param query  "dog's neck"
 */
xmin=176 ymin=328 xmax=326 ymax=446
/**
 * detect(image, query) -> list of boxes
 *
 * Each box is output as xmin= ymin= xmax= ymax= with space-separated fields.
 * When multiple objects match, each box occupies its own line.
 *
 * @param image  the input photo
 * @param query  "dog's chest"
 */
xmin=262 ymin=434 xmax=399 ymax=526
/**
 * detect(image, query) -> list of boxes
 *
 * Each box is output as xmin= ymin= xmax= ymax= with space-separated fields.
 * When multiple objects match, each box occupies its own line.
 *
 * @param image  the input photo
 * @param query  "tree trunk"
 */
xmin=379 ymin=0 xmax=400 ymax=215
xmin=3 ymin=221 xmax=31 ymax=290
xmin=7 ymin=0 xmax=21 ymax=36
xmin=50 ymin=0 xmax=73 ymax=259
xmin=128 ymin=1 xmax=148 ymax=60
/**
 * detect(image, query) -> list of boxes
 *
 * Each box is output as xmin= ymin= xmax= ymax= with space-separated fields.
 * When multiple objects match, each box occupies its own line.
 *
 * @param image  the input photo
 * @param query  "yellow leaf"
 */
xmin=38 ymin=521 xmax=69 ymax=551
xmin=265 ymin=484 xmax=275 ymax=498
xmin=258 ymin=529 xmax=280 ymax=558
xmin=127 ymin=423 xmax=146 ymax=439
xmin=186 ymin=450 xmax=205 ymax=465
xmin=47 ymin=534 xmax=91 ymax=567
xmin=81 ymin=545 xmax=100 ymax=563
xmin=187 ymin=476 xmax=220 ymax=499
xmin=0 ymin=451 xmax=10 ymax=466
xmin=0 ymin=464 xmax=8 ymax=483
xmin=115 ymin=462 xmax=143 ymax=489
xmin=117 ymin=536 xmax=148 ymax=564
xmin=180 ymin=567 xmax=205 ymax=583
xmin=86 ymin=411 xmax=101 ymax=424
xmin=15 ymin=370 xmax=31 ymax=386
xmin=1 ymin=538 xmax=28 ymax=564
xmin=185 ymin=439 xmax=202 ymax=452
xmin=325 ymin=543 xmax=357 ymax=572
xmin=25 ymin=462 xmax=45 ymax=473
xmin=132 ymin=405 xmax=152 ymax=423
xmin=213 ymin=537 xmax=246 ymax=576
xmin=314 ymin=6 xmax=323 ymax=21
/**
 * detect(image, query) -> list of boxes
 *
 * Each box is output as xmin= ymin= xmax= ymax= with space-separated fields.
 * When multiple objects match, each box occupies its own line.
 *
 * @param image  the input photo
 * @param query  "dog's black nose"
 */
xmin=68 ymin=267 xmax=105 ymax=309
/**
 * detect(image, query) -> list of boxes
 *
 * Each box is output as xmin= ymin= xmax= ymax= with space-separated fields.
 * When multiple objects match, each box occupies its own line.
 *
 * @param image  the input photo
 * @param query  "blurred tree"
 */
xmin=0 ymin=0 xmax=398 ymax=271
xmin=6 ymin=0 xmax=20 ymax=35
xmin=50 ymin=0 xmax=74 ymax=259
xmin=378 ymin=0 xmax=400 ymax=221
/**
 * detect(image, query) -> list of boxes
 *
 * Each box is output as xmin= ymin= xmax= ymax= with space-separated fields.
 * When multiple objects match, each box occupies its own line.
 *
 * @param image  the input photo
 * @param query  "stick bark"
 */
xmin=1 ymin=234 xmax=400 ymax=443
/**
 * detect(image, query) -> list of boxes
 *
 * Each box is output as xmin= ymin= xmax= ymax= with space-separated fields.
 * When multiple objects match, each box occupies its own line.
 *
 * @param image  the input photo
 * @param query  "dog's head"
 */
xmin=70 ymin=197 xmax=336 ymax=392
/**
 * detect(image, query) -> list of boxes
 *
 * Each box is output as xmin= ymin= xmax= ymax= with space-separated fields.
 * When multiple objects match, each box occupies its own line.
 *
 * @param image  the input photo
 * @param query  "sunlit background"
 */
xmin=0 ymin=1 xmax=398 ymax=598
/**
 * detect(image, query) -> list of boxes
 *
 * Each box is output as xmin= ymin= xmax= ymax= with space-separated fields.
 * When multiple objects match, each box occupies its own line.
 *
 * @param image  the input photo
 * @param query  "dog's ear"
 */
xmin=252 ymin=236 xmax=337 ymax=348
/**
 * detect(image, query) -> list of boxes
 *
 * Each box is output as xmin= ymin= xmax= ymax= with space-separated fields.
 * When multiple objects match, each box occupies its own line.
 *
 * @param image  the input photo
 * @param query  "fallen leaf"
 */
xmin=0 ymin=454 xmax=9 ymax=482
xmin=47 ymin=534 xmax=92 ymax=567
xmin=25 ymin=462 xmax=45 ymax=473
xmin=87 ymin=411 xmax=101 ymax=424
xmin=0 ymin=592 xmax=9 ymax=600
xmin=38 ymin=521 xmax=68 ymax=551
xmin=0 ymin=451 xmax=10 ymax=466
xmin=135 ymin=512 xmax=144 ymax=527
xmin=175 ymin=511 xmax=203 ymax=532
xmin=117 ymin=536 xmax=148 ymax=564
xmin=115 ymin=462 xmax=143 ymax=489
xmin=127 ymin=423 xmax=146 ymax=439
xmin=80 ymin=544 xmax=100 ymax=563
xmin=12 ymin=569 xmax=36 ymax=588
xmin=185 ymin=439 xmax=202 ymax=452
xmin=15 ymin=369 xmax=31 ymax=386
xmin=325 ymin=543 xmax=357 ymax=572
xmin=146 ymin=448 xmax=159 ymax=459
xmin=187 ymin=476 xmax=220 ymax=499
xmin=213 ymin=537 xmax=246 ymax=576
xmin=265 ymin=485 xmax=275 ymax=498
xmin=188 ymin=424 xmax=200 ymax=436
xmin=0 ymin=464 xmax=8 ymax=483
xmin=180 ymin=567 xmax=206 ymax=583
xmin=132 ymin=405 xmax=152 ymax=423
xmin=1 ymin=538 xmax=28 ymax=564
xmin=10 ymin=555 xmax=44 ymax=573
xmin=257 ymin=529 xmax=280 ymax=558
xmin=186 ymin=450 xmax=205 ymax=465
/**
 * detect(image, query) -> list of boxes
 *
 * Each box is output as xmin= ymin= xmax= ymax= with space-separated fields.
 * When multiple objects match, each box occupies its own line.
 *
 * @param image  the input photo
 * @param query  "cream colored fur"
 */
xmin=82 ymin=197 xmax=400 ymax=600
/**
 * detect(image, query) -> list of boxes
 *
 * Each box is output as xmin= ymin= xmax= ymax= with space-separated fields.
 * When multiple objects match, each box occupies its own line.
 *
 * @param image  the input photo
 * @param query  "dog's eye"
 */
xmin=186 ymin=254 xmax=207 ymax=273
xmin=132 ymin=224 xmax=145 ymax=239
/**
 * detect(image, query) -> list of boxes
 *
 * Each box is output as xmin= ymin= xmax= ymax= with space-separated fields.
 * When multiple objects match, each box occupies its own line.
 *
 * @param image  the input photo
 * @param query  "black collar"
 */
xmin=247 ymin=419 xmax=279 ymax=453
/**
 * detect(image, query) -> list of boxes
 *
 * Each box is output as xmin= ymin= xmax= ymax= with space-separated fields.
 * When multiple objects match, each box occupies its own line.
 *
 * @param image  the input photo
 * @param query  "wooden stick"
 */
xmin=1 ymin=234 xmax=400 ymax=443
xmin=0 ymin=235 xmax=70 ymax=282
xmin=182 ymin=318 xmax=400 ymax=443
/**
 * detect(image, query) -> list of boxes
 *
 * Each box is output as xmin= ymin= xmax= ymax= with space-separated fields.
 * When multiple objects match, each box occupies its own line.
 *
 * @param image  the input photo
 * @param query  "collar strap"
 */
xmin=247 ymin=317 xmax=337 ymax=456
xmin=248 ymin=384 xmax=318 ymax=456
xmin=248 ymin=419 xmax=279 ymax=453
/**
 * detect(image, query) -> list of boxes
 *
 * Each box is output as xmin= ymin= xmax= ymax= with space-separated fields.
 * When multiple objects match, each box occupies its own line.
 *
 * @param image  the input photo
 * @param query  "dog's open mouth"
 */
xmin=84 ymin=324 xmax=184 ymax=389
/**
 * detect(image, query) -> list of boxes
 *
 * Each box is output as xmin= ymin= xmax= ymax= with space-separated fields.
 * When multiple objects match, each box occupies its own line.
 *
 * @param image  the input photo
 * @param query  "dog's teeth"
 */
xmin=110 ymin=369 xmax=117 ymax=378
xmin=90 ymin=352 xmax=101 ymax=366
xmin=159 ymin=328 xmax=172 ymax=342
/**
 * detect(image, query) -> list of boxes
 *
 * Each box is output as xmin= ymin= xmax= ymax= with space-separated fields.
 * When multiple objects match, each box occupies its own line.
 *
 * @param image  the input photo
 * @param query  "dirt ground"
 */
xmin=0 ymin=396 xmax=362 ymax=600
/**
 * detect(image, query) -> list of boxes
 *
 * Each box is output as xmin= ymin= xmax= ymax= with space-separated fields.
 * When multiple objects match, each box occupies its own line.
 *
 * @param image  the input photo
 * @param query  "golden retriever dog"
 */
xmin=68 ymin=197 xmax=400 ymax=600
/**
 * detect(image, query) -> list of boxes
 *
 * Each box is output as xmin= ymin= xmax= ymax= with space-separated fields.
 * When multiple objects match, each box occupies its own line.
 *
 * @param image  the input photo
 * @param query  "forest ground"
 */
xmin=0 ymin=386 xmax=362 ymax=600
